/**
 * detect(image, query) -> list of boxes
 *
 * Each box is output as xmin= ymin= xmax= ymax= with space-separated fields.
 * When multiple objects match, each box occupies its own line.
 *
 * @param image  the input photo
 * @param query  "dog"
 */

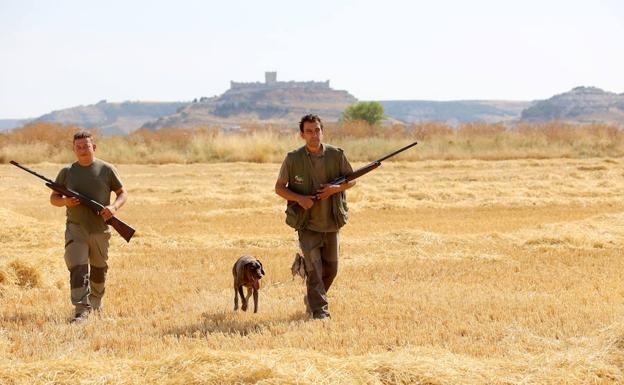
xmin=232 ymin=255 xmax=265 ymax=313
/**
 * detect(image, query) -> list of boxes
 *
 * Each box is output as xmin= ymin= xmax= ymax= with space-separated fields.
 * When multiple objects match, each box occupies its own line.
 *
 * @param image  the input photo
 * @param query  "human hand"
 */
xmin=297 ymin=195 xmax=315 ymax=210
xmin=100 ymin=205 xmax=117 ymax=221
xmin=315 ymin=184 xmax=342 ymax=200
xmin=64 ymin=197 xmax=81 ymax=207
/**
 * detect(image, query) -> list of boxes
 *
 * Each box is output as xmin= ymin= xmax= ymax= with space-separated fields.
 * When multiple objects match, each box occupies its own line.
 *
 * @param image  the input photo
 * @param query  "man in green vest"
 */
xmin=50 ymin=131 xmax=128 ymax=323
xmin=275 ymin=114 xmax=355 ymax=320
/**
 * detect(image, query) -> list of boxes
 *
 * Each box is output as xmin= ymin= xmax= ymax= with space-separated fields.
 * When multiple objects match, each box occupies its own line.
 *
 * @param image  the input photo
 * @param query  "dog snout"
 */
xmin=253 ymin=262 xmax=265 ymax=278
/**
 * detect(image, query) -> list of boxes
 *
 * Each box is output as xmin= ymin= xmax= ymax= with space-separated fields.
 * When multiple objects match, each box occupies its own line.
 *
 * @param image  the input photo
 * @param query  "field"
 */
xmin=1 ymin=157 xmax=623 ymax=384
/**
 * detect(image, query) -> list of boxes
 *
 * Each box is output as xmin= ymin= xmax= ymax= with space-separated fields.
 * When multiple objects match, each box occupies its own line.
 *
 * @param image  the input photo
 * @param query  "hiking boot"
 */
xmin=312 ymin=313 xmax=331 ymax=321
xmin=70 ymin=309 xmax=91 ymax=324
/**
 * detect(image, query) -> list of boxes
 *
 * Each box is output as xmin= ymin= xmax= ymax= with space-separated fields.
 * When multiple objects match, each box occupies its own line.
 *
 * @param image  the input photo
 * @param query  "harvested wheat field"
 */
xmin=1 ymin=158 xmax=623 ymax=384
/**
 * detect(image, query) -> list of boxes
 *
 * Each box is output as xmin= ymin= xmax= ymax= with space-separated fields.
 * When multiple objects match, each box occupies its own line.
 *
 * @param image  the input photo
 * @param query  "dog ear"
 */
xmin=257 ymin=260 xmax=265 ymax=275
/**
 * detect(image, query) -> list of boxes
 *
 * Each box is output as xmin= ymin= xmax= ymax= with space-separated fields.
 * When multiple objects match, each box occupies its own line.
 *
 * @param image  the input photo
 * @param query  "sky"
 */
xmin=1 ymin=0 xmax=623 ymax=118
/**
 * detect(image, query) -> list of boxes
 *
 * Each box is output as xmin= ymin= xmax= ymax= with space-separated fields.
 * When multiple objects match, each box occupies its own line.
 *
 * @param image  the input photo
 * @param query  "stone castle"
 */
xmin=229 ymin=72 xmax=330 ymax=91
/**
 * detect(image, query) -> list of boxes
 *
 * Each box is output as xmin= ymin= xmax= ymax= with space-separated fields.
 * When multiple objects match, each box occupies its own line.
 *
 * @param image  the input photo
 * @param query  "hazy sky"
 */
xmin=1 ymin=0 xmax=623 ymax=118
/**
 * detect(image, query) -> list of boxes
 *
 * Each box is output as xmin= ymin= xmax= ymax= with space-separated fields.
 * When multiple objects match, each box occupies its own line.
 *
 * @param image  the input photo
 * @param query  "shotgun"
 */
xmin=327 ymin=141 xmax=418 ymax=185
xmin=10 ymin=160 xmax=135 ymax=242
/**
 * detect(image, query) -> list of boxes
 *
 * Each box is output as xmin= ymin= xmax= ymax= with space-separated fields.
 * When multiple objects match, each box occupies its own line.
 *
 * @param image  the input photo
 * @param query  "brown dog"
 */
xmin=232 ymin=255 xmax=265 ymax=313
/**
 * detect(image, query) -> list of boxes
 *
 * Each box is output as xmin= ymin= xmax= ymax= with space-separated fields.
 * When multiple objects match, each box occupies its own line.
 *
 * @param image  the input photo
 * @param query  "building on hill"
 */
xmin=141 ymin=72 xmax=357 ymax=129
xmin=229 ymin=72 xmax=330 ymax=91
xmin=265 ymin=71 xmax=277 ymax=84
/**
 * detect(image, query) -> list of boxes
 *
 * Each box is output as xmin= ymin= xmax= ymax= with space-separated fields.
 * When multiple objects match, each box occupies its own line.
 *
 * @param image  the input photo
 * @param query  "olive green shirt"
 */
xmin=55 ymin=159 xmax=123 ymax=233
xmin=278 ymin=144 xmax=353 ymax=232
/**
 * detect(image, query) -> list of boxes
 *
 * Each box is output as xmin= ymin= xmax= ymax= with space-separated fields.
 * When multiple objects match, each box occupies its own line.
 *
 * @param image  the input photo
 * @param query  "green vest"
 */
xmin=284 ymin=144 xmax=349 ymax=230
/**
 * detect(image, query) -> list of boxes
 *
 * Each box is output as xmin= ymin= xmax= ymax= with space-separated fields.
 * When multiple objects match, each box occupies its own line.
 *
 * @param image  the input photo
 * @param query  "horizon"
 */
xmin=1 ymin=0 xmax=623 ymax=119
xmin=1 ymin=81 xmax=621 ymax=121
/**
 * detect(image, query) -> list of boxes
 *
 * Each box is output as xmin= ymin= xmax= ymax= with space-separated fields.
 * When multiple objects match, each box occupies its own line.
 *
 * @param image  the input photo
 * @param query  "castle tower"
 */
xmin=265 ymin=71 xmax=277 ymax=84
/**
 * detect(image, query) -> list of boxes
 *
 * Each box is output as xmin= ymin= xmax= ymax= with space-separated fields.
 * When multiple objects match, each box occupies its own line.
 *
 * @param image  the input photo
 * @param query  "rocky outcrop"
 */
xmin=142 ymin=78 xmax=357 ymax=129
xmin=521 ymin=87 xmax=624 ymax=124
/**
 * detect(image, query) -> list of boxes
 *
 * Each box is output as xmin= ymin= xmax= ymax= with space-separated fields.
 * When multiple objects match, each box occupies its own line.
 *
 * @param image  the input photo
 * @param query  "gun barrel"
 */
xmin=10 ymin=160 xmax=55 ymax=184
xmin=375 ymin=141 xmax=418 ymax=163
xmin=327 ymin=142 xmax=417 ymax=186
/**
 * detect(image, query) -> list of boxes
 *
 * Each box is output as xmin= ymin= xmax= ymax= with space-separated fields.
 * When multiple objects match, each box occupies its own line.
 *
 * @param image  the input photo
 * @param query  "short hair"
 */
xmin=73 ymin=131 xmax=93 ymax=143
xmin=299 ymin=114 xmax=323 ymax=133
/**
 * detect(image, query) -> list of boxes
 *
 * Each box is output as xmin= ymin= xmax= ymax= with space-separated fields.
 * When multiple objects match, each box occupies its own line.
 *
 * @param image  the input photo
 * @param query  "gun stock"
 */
xmin=107 ymin=217 xmax=135 ymax=243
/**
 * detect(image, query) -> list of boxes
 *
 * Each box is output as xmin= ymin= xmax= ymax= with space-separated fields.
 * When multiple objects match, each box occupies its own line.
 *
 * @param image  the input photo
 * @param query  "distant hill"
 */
xmin=143 ymin=73 xmax=535 ymax=129
xmin=521 ymin=86 xmax=624 ymax=124
xmin=6 ymin=80 xmax=623 ymax=135
xmin=0 ymin=119 xmax=28 ymax=131
xmin=35 ymin=100 xmax=189 ymax=135
xmin=142 ymin=74 xmax=357 ymax=130
xmin=380 ymin=100 xmax=532 ymax=125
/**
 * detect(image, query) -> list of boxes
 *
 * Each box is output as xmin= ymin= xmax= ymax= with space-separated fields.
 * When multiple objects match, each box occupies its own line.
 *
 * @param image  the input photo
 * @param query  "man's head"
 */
xmin=72 ymin=131 xmax=96 ymax=165
xmin=299 ymin=114 xmax=323 ymax=151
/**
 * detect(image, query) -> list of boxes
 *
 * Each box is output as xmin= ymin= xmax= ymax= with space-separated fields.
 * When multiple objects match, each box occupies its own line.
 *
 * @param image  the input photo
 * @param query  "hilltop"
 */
xmin=521 ymin=86 xmax=624 ymax=124
xmin=142 ymin=72 xmax=358 ymax=129
xmin=34 ymin=100 xmax=189 ymax=135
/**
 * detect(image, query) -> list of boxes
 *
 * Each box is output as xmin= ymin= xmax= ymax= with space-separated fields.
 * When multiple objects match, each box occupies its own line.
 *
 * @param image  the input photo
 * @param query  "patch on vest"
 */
xmin=294 ymin=175 xmax=304 ymax=184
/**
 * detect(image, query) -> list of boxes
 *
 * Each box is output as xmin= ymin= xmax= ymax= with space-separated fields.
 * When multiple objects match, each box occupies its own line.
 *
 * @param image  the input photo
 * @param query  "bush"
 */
xmin=342 ymin=101 xmax=385 ymax=126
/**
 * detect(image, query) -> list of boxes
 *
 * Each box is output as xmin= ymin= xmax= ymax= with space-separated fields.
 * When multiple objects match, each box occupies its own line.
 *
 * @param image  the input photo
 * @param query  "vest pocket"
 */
xmin=285 ymin=202 xmax=308 ymax=230
xmin=332 ymin=192 xmax=349 ymax=229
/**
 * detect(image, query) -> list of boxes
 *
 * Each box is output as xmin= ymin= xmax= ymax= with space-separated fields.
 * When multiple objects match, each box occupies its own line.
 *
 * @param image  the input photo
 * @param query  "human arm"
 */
xmin=315 ymin=151 xmax=356 ymax=200
xmin=314 ymin=180 xmax=356 ymax=200
xmin=100 ymin=187 xmax=128 ymax=221
xmin=50 ymin=192 xmax=81 ymax=207
xmin=275 ymin=178 xmax=315 ymax=210
xmin=274 ymin=157 xmax=315 ymax=209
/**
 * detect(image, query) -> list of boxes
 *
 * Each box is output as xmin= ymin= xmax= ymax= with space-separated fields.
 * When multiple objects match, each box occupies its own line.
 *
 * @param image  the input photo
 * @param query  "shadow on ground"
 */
xmin=164 ymin=310 xmax=310 ymax=338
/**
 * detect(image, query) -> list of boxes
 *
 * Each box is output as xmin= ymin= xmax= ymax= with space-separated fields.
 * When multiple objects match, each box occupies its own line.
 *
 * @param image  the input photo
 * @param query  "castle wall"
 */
xmin=229 ymin=80 xmax=330 ymax=91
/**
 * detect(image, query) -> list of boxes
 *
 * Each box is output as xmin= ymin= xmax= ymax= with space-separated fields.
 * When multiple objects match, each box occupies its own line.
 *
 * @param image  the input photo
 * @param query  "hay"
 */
xmin=8 ymin=260 xmax=42 ymax=288
xmin=0 ymin=339 xmax=622 ymax=384
xmin=1 ymin=160 xmax=623 ymax=384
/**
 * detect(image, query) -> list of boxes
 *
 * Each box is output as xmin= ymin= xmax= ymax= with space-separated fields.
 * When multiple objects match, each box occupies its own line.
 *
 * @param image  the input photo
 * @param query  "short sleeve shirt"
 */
xmin=55 ymin=159 xmax=123 ymax=233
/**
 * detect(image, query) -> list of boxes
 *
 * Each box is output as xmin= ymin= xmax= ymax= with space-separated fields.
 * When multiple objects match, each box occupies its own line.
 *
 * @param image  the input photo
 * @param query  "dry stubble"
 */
xmin=0 ymin=158 xmax=623 ymax=384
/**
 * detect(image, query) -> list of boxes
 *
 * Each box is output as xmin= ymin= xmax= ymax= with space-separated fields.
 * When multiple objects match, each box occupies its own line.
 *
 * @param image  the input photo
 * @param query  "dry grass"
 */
xmin=0 ymin=157 xmax=623 ymax=384
xmin=1 ymin=121 xmax=623 ymax=164
xmin=6 ymin=260 xmax=43 ymax=288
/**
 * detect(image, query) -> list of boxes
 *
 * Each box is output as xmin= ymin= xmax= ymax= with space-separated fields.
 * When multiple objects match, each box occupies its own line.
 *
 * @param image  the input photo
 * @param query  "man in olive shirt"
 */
xmin=50 ymin=131 xmax=128 ymax=322
xmin=275 ymin=114 xmax=355 ymax=320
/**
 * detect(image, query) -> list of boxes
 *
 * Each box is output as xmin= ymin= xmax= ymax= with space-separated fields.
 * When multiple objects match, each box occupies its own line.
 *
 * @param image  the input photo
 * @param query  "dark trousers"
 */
xmin=297 ymin=229 xmax=339 ymax=318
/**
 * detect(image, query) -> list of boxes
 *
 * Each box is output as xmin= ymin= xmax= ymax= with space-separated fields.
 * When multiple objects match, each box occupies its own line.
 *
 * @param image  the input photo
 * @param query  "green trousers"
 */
xmin=64 ymin=223 xmax=110 ymax=314
xmin=297 ymin=229 xmax=339 ymax=318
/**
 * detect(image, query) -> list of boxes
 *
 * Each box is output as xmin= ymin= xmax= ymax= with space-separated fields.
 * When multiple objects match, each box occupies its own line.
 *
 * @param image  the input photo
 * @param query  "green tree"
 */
xmin=343 ymin=101 xmax=385 ymax=126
